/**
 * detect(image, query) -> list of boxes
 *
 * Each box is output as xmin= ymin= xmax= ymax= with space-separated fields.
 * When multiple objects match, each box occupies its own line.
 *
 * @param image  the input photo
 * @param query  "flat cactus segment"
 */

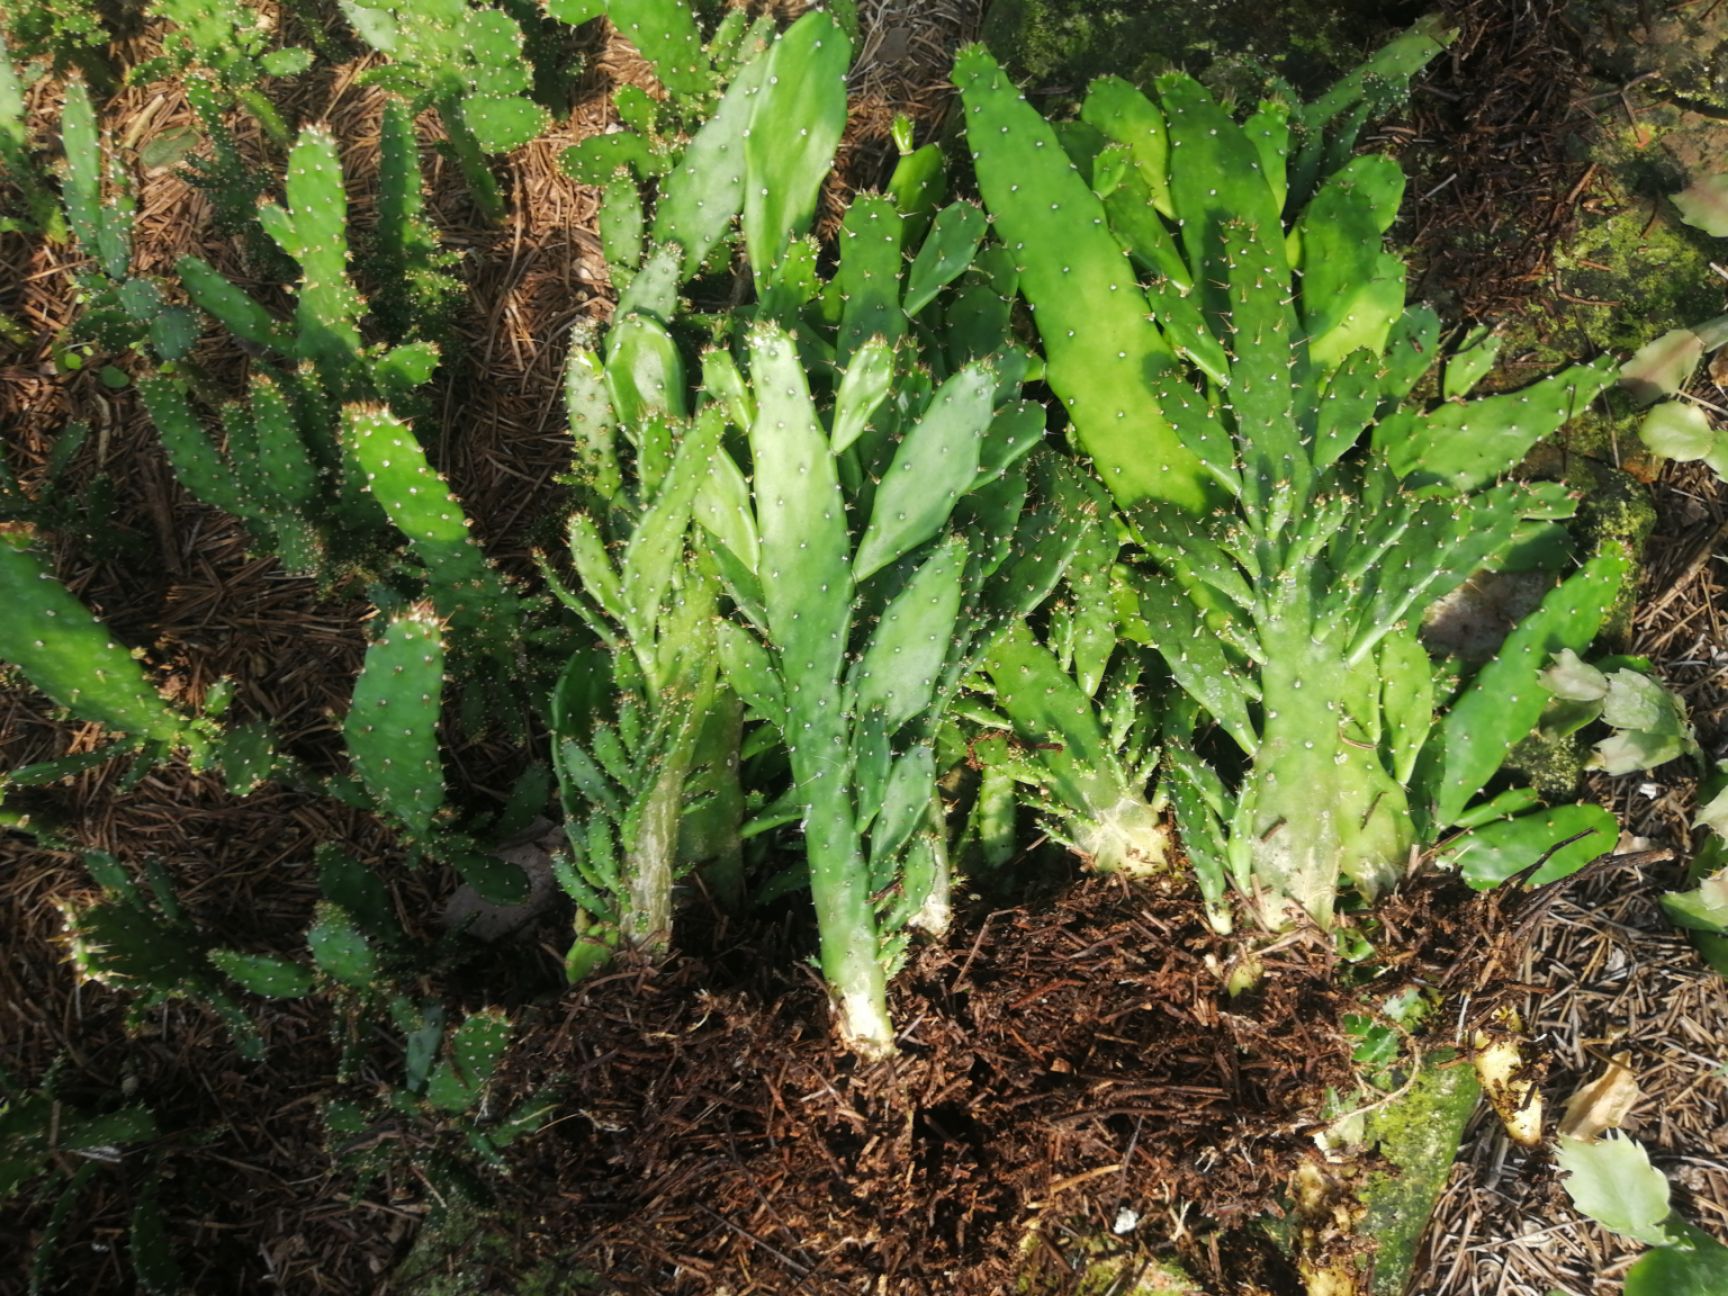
xmin=307 ymin=901 xmax=378 ymax=987
xmin=264 ymin=128 xmax=364 ymax=377
xmin=1102 ymin=167 xmax=1192 ymax=289
xmin=976 ymin=399 xmax=1046 ymax=487
xmin=1426 ymin=551 xmax=1628 ymax=828
xmin=716 ymin=619 xmax=784 ymax=729
xmin=563 ymin=343 xmax=623 ymax=508
xmin=209 ymin=949 xmax=313 ymax=999
xmin=1380 ymin=625 xmax=1436 ymax=787
xmin=619 ymin=409 xmax=723 ymax=649
xmin=1151 ymin=370 xmax=1239 ymax=499
xmin=654 ymin=42 xmax=769 ymax=277
xmin=59 ymin=80 xmax=118 ymax=277
xmin=1381 ymin=304 xmax=1442 ymax=401
xmin=604 ymin=315 xmax=688 ymax=437
xmin=599 ymin=173 xmax=644 ymax=280
xmin=853 ymin=536 xmax=966 ymax=736
xmin=837 ymin=194 xmax=905 ymax=363
xmin=0 ymin=532 xmax=190 ymax=748
xmin=745 ymin=323 xmax=853 ymax=687
xmin=742 ymin=11 xmax=851 ymax=284
xmin=868 ymin=745 xmax=936 ymax=871
xmin=176 ymin=256 xmax=282 ymax=351
xmin=566 ymin=512 xmax=626 ymax=622
xmin=137 ymin=376 xmax=253 ymax=520
xmin=903 ymin=201 xmax=987 ymax=317
xmin=1443 ymin=802 xmax=1619 ymax=890
xmin=344 ymin=606 xmax=445 ymax=838
xmin=1380 ymin=357 xmax=1619 ymax=492
xmin=342 ymin=406 xmax=517 ymax=646
xmin=692 ymin=443 xmax=759 ymax=573
xmin=853 ymin=361 xmax=993 ymax=581
xmin=1081 ymin=75 xmax=1173 ymax=218
xmin=426 ymin=1006 xmax=512 ymax=1112
xmin=954 ymin=46 xmax=1209 ymax=513
xmin=608 ymin=0 xmax=712 ymax=102
xmin=1295 ymin=156 xmax=1403 ymax=348
xmin=1216 ymin=219 xmax=1305 ymax=528
xmin=1122 ymin=569 xmax=1257 ymax=751
xmin=1315 ymin=349 xmax=1380 ymax=468
xmin=831 ymin=335 xmax=894 ymax=455
xmin=245 ymin=373 xmax=319 ymax=513
xmin=1157 ymin=73 xmax=1283 ymax=286
xmin=460 ymin=92 xmax=547 ymax=154
xmin=1302 ymin=14 xmax=1453 ymax=133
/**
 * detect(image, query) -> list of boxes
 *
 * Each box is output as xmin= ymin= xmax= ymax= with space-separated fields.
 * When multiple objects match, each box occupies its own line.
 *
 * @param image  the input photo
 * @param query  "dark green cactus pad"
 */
xmin=1425 ymin=551 xmax=1629 ymax=828
xmin=343 ymin=406 xmax=519 ymax=649
xmin=343 ymin=605 xmax=446 ymax=838
xmin=307 ymin=901 xmax=379 ymax=987
xmin=608 ymin=0 xmax=712 ymax=103
xmin=209 ymin=949 xmax=314 ymax=999
xmin=426 ymin=1008 xmax=512 ymax=1112
xmin=0 ymin=531 xmax=192 ymax=750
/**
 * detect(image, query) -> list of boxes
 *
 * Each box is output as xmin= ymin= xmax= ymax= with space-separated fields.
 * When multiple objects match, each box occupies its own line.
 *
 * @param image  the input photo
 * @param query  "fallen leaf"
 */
xmin=1559 ymin=1051 xmax=1642 ymax=1141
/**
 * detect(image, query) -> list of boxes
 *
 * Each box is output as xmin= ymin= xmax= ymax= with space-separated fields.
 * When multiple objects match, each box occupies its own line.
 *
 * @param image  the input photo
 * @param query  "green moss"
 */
xmin=1355 ymin=1051 xmax=1481 ymax=1296
xmin=1503 ymin=725 xmax=1590 ymax=804
xmin=981 ymin=0 xmax=1422 ymax=108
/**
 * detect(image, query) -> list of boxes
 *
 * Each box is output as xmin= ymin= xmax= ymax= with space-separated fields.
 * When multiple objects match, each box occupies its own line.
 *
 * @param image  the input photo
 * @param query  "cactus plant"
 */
xmin=0 ymin=528 xmax=210 ymax=764
xmin=339 ymin=0 xmax=547 ymax=223
xmin=151 ymin=124 xmax=457 ymax=583
xmin=132 ymin=0 xmax=310 ymax=146
xmin=55 ymin=79 xmax=198 ymax=362
xmin=959 ymin=42 xmax=1626 ymax=932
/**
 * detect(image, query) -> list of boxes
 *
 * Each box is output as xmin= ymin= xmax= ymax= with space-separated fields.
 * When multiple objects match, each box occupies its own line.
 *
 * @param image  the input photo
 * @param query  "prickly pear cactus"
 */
xmin=957 ymin=29 xmax=1626 ymax=932
xmin=344 ymin=605 xmax=447 ymax=840
xmin=0 ymin=529 xmax=207 ymax=761
xmin=340 ymin=0 xmax=548 ymax=222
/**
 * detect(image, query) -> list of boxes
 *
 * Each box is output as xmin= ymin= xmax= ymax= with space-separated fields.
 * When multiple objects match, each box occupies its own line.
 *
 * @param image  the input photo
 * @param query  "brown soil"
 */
xmin=486 ymin=880 xmax=1356 ymax=1295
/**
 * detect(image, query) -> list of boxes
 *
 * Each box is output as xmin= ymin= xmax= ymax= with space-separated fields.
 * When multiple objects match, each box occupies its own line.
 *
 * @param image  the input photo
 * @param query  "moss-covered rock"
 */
xmin=1354 ymin=1053 xmax=1481 ymax=1296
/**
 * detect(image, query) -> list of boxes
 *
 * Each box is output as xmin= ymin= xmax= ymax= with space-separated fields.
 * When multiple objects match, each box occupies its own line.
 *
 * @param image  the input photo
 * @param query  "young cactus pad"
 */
xmin=344 ymin=605 xmax=446 ymax=838
xmin=0 ymin=530 xmax=200 ymax=756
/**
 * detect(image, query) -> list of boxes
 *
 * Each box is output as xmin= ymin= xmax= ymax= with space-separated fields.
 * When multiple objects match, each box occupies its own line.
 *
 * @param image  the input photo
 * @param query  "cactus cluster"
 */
xmin=340 ymin=0 xmax=548 ymax=222
xmin=957 ymin=39 xmax=1629 ymax=932
xmin=133 ymin=0 xmax=311 ymax=146
xmin=55 ymin=79 xmax=198 ymax=364
xmin=144 ymin=122 xmax=462 ymax=587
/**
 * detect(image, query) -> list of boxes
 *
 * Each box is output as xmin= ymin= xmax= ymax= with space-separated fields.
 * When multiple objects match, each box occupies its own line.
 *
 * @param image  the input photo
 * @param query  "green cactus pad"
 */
xmin=0 ymin=531 xmax=192 ymax=749
xmin=836 ymin=194 xmax=906 ymax=364
xmin=853 ymin=362 xmax=994 ymax=580
xmin=343 ymin=605 xmax=446 ymax=838
xmin=1427 ymin=551 xmax=1629 ymax=828
xmin=306 ymin=901 xmax=378 ymax=987
xmin=742 ymin=11 xmax=851 ymax=284
xmin=853 ymin=536 xmax=966 ymax=735
xmin=903 ymin=201 xmax=987 ymax=317
xmin=209 ymin=949 xmax=314 ymax=999
xmin=954 ymin=46 xmax=1209 ymax=513
xmin=343 ymin=406 xmax=518 ymax=646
